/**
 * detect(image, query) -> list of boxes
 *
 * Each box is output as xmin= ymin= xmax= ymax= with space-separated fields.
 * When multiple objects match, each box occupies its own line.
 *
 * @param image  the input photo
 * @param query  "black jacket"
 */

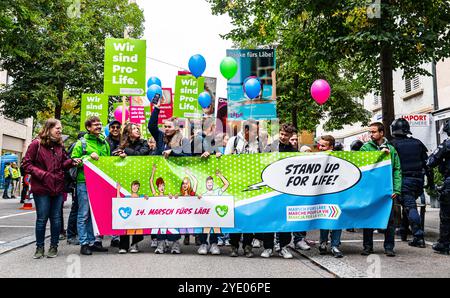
xmin=106 ymin=136 xmax=121 ymax=156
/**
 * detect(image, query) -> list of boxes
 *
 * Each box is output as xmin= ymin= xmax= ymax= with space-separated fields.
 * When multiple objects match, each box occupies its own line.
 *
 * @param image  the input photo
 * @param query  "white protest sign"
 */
xmin=112 ymin=196 xmax=234 ymax=229
xmin=247 ymin=154 xmax=361 ymax=196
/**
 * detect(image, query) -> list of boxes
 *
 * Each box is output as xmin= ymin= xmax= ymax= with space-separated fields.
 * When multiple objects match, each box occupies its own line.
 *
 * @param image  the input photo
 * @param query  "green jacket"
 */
xmin=360 ymin=138 xmax=402 ymax=195
xmin=71 ymin=133 xmax=110 ymax=182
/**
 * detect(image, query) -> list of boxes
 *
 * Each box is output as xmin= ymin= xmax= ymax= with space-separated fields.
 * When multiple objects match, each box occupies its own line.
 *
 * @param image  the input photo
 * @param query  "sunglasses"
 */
xmin=110 ymin=125 xmax=121 ymax=129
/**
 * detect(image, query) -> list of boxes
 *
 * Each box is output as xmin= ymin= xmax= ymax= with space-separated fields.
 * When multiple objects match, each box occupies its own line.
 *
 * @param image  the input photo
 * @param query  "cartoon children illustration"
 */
xmin=200 ymin=170 xmax=230 ymax=237
xmin=130 ymin=180 xmax=141 ymax=198
xmin=116 ymin=181 xmax=145 ymax=254
xmin=179 ymin=168 xmax=199 ymax=198
xmin=150 ymin=164 xmax=166 ymax=197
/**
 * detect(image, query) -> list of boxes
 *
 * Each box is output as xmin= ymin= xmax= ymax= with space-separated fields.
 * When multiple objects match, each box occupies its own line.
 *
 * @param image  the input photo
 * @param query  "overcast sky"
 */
xmin=135 ymin=0 xmax=234 ymax=98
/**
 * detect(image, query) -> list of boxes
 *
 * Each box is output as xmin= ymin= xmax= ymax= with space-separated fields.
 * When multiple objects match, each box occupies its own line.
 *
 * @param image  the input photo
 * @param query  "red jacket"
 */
xmin=22 ymin=139 xmax=73 ymax=196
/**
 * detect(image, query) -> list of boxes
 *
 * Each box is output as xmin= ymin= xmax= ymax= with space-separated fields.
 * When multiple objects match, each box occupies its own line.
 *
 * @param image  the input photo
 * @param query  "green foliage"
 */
xmin=0 ymin=0 xmax=145 ymax=128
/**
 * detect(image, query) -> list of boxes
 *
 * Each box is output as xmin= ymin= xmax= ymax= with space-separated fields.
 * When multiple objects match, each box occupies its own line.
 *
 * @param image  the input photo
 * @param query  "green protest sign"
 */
xmin=104 ymin=38 xmax=146 ymax=96
xmin=173 ymin=75 xmax=204 ymax=118
xmin=80 ymin=94 xmax=109 ymax=131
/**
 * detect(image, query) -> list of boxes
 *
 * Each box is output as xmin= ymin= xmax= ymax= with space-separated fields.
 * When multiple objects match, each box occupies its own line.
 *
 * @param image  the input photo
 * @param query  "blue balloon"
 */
xmin=188 ymin=54 xmax=206 ymax=78
xmin=147 ymin=76 xmax=162 ymax=88
xmin=198 ymin=92 xmax=212 ymax=109
xmin=244 ymin=78 xmax=262 ymax=99
xmin=147 ymin=84 xmax=163 ymax=102
xmin=104 ymin=125 xmax=110 ymax=137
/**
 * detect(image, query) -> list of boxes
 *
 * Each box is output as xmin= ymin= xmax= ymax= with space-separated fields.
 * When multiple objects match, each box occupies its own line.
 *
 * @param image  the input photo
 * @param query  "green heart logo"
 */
xmin=215 ymin=205 xmax=229 ymax=218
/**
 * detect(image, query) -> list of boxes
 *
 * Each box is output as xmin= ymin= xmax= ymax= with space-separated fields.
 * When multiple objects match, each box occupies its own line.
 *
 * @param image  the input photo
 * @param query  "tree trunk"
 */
xmin=380 ymin=44 xmax=394 ymax=140
xmin=55 ymin=82 xmax=65 ymax=120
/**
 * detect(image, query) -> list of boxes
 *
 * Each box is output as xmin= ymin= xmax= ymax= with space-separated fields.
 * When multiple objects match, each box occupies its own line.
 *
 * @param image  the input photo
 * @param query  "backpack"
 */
xmin=64 ymin=137 xmax=87 ymax=192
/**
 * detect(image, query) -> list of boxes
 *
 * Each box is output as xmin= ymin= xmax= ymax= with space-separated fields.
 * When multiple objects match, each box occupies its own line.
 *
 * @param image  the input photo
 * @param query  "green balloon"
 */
xmin=220 ymin=57 xmax=238 ymax=80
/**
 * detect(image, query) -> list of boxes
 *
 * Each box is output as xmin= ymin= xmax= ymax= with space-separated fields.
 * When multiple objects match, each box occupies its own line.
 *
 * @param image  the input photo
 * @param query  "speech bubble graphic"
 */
xmin=119 ymin=207 xmax=132 ymax=220
xmin=247 ymin=154 xmax=361 ymax=196
xmin=215 ymin=205 xmax=229 ymax=218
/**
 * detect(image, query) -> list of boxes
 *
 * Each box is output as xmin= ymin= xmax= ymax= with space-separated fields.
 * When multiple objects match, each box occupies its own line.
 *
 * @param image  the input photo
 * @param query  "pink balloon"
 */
xmin=311 ymin=79 xmax=331 ymax=105
xmin=114 ymin=106 xmax=130 ymax=123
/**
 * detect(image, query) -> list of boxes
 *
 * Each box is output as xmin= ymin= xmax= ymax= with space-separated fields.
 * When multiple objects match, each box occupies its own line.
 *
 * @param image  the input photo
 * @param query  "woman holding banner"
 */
xmin=23 ymin=119 xmax=81 ymax=259
xmin=224 ymin=119 xmax=262 ymax=258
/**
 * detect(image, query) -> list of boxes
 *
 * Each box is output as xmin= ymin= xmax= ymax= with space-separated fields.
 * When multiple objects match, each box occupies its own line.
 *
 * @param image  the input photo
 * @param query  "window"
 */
xmin=405 ymin=76 xmax=420 ymax=93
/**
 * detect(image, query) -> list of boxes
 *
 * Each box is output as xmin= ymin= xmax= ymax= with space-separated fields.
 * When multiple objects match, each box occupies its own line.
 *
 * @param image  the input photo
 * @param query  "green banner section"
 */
xmin=80 ymin=94 xmax=109 ymax=131
xmin=173 ymin=75 xmax=205 ymax=118
xmin=104 ymin=38 xmax=146 ymax=96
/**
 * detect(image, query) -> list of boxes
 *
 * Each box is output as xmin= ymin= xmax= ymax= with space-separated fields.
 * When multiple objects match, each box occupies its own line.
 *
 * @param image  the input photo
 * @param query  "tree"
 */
xmin=0 ymin=0 xmax=144 ymax=121
xmin=207 ymin=0 xmax=450 ymax=138
xmin=207 ymin=0 xmax=371 ymax=132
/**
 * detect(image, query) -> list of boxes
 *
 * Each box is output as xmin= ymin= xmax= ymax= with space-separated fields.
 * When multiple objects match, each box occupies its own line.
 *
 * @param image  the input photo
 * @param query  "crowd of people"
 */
xmin=16 ymin=100 xmax=450 ymax=259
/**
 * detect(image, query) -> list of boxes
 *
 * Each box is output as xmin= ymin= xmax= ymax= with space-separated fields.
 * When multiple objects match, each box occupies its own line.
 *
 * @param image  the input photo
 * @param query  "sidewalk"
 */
xmin=292 ymin=208 xmax=448 ymax=278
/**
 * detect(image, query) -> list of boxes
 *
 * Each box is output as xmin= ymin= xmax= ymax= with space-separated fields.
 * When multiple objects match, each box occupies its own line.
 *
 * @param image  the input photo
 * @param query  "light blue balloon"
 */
xmin=147 ymin=84 xmax=163 ymax=101
xmin=198 ymin=92 xmax=212 ymax=109
xmin=244 ymin=78 xmax=262 ymax=99
xmin=147 ymin=76 xmax=162 ymax=88
xmin=188 ymin=54 xmax=206 ymax=78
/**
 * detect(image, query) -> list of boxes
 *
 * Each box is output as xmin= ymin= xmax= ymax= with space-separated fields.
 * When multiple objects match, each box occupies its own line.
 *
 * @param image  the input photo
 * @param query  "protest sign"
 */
xmin=80 ymin=94 xmax=108 ymax=131
xmin=226 ymin=49 xmax=277 ymax=120
xmin=173 ymin=75 xmax=205 ymax=118
xmin=104 ymin=38 xmax=146 ymax=96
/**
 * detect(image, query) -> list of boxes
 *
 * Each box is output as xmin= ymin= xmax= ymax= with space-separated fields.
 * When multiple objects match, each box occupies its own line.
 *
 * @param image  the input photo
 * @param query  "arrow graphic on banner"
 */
xmin=328 ymin=205 xmax=341 ymax=219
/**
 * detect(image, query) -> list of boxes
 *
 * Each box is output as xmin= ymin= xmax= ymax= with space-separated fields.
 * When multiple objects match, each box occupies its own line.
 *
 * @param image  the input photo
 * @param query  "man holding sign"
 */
xmin=261 ymin=123 xmax=297 ymax=259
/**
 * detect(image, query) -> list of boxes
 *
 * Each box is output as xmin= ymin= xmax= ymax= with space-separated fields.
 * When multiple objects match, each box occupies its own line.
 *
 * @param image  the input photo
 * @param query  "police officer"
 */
xmin=390 ymin=118 xmax=432 ymax=248
xmin=427 ymin=120 xmax=450 ymax=254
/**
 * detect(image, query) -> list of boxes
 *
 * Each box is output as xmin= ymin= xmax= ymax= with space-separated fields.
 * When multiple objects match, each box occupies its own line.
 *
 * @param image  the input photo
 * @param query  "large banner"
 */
xmin=80 ymin=94 xmax=109 ymax=131
xmin=84 ymin=152 xmax=393 ymax=236
xmin=103 ymin=38 xmax=146 ymax=96
xmin=226 ymin=49 xmax=277 ymax=121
